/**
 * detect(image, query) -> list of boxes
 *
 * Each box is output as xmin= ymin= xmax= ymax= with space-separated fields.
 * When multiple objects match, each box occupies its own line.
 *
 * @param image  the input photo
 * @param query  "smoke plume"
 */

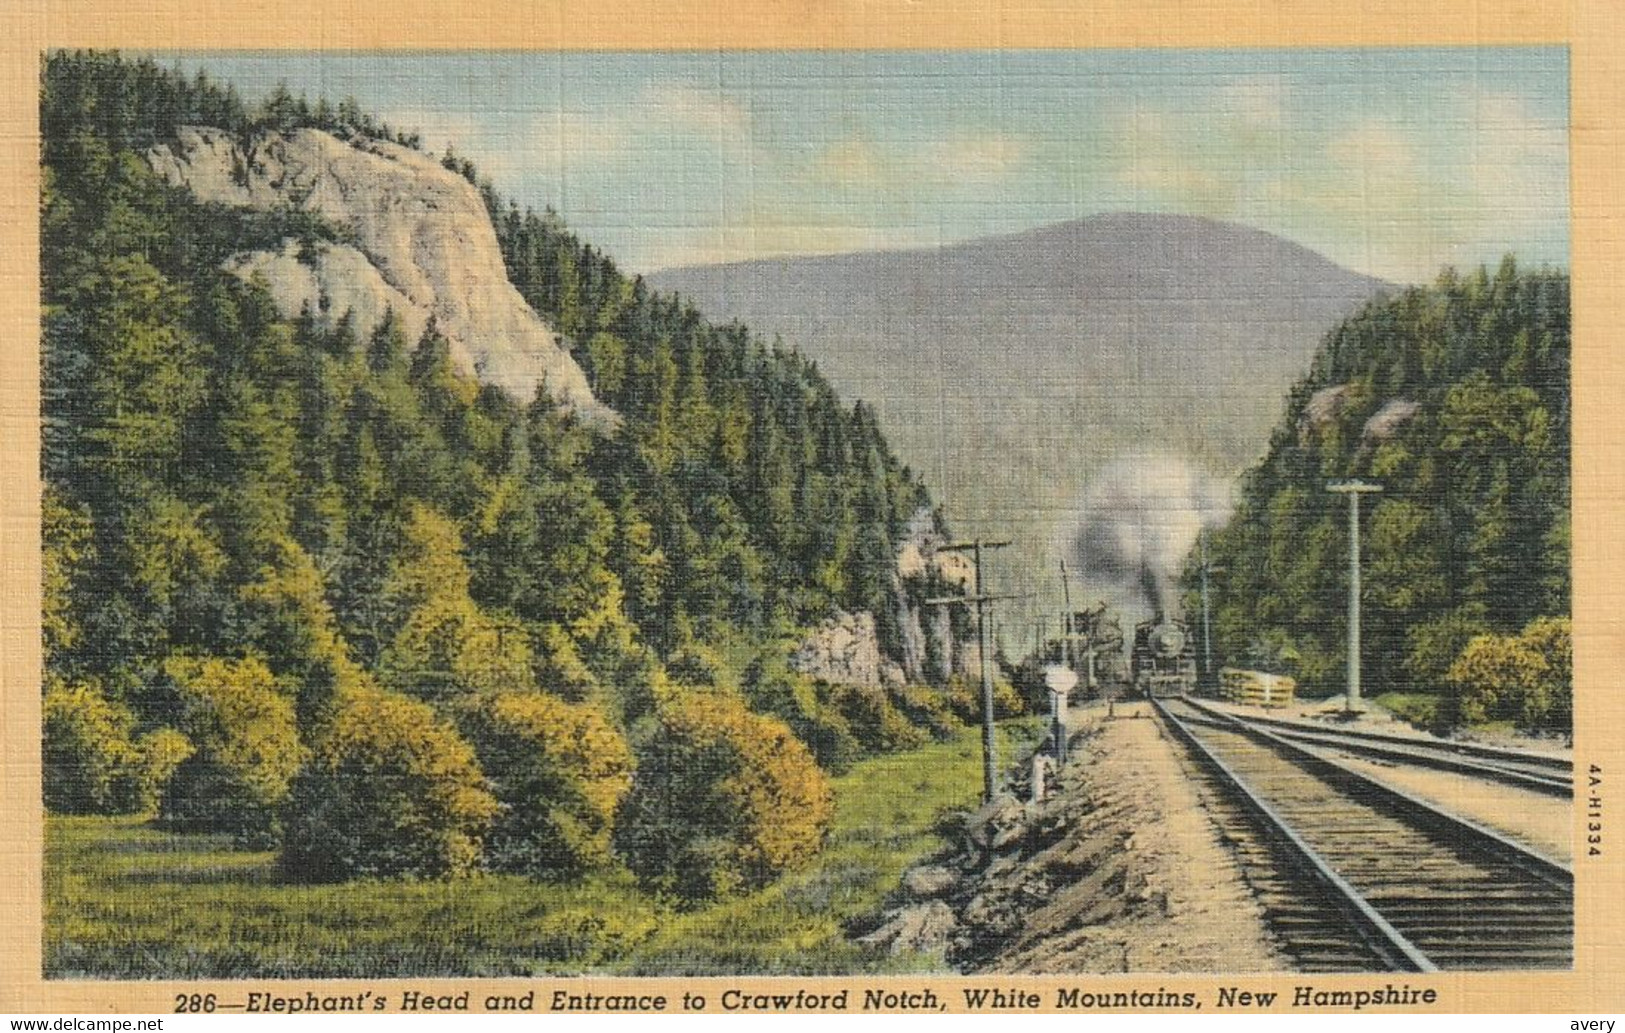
xmin=1066 ymin=452 xmax=1232 ymax=619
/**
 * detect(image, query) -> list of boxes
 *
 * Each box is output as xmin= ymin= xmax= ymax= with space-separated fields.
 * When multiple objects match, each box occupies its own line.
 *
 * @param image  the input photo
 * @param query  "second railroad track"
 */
xmin=1154 ymin=697 xmax=1572 ymax=972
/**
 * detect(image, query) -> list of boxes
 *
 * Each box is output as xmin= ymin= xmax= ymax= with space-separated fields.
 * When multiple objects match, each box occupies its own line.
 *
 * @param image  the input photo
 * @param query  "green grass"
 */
xmin=45 ymin=719 xmax=1042 ymax=979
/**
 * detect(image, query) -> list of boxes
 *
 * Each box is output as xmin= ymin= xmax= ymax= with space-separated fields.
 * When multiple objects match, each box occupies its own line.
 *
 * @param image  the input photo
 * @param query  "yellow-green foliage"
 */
xmin=43 ymin=489 xmax=94 ymax=663
xmin=43 ymin=681 xmax=150 ymax=814
xmin=616 ymin=692 xmax=833 ymax=900
xmin=161 ymin=655 xmax=304 ymax=843
xmin=381 ymin=504 xmax=535 ymax=700
xmin=236 ymin=535 xmax=366 ymax=730
xmin=943 ymin=674 xmax=1025 ymax=724
xmin=819 ymin=680 xmax=928 ymax=754
xmin=44 ymin=721 xmax=1042 ymax=978
xmin=135 ymin=728 xmax=194 ymax=800
xmin=463 ymin=692 xmax=634 ymax=877
xmin=279 ymin=688 xmax=498 ymax=881
xmin=1445 ymin=616 xmax=1572 ymax=732
xmin=885 ymin=682 xmax=961 ymax=740
xmin=742 ymin=651 xmax=861 ymax=771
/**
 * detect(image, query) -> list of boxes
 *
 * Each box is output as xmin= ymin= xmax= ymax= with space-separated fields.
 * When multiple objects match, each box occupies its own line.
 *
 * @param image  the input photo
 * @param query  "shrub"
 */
xmin=1444 ymin=617 xmax=1571 ymax=733
xmin=742 ymin=652 xmax=861 ymax=771
xmin=461 ymin=692 xmax=634 ymax=878
xmin=134 ymin=727 xmax=194 ymax=809
xmin=1521 ymin=616 xmax=1571 ymax=730
xmin=615 ymin=692 xmax=832 ymax=900
xmin=886 ymin=681 xmax=960 ymax=740
xmin=1403 ymin=605 xmax=1490 ymax=690
xmin=943 ymin=674 xmax=1025 ymax=724
xmin=819 ymin=680 xmax=927 ymax=753
xmin=279 ymin=687 xmax=498 ymax=881
xmin=43 ymin=681 xmax=150 ymax=814
xmin=160 ymin=655 xmax=304 ymax=844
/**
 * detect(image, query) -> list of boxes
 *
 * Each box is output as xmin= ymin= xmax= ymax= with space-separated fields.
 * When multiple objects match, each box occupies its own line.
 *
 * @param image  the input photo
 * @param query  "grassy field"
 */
xmin=46 ymin=719 xmax=1041 ymax=979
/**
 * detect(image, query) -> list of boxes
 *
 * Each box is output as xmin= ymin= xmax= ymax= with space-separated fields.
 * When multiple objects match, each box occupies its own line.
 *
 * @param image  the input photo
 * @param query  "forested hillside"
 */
xmin=1187 ymin=261 xmax=1571 ymax=732
xmin=40 ymin=51 xmax=974 ymax=896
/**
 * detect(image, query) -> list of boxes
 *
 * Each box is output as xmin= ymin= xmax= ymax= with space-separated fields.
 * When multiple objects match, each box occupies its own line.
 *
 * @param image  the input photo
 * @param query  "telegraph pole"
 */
xmin=1059 ymin=560 xmax=1074 ymax=668
xmin=1327 ymin=480 xmax=1383 ymax=713
xmin=1197 ymin=532 xmax=1223 ymax=689
xmin=927 ymin=538 xmax=1018 ymax=803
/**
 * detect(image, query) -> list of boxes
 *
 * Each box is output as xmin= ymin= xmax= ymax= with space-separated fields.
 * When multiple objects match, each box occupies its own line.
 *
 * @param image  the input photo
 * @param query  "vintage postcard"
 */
xmin=2 ymin=0 xmax=1622 ymax=1018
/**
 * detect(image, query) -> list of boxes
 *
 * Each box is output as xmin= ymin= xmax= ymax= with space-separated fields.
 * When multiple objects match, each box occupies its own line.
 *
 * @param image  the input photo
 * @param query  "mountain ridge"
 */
xmin=649 ymin=212 xmax=1394 ymax=610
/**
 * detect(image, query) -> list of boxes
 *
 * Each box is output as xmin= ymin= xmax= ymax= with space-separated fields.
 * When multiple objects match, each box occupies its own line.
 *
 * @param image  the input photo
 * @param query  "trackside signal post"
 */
xmin=926 ymin=538 xmax=1018 ymax=803
xmin=1327 ymin=480 xmax=1383 ymax=713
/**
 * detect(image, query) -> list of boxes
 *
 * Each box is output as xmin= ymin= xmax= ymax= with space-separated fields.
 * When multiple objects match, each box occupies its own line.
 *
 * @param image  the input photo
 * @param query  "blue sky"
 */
xmin=152 ymin=48 xmax=1569 ymax=282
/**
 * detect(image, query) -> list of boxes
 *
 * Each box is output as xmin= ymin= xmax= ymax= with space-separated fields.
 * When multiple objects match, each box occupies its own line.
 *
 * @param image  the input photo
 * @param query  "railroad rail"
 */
xmin=1154 ymin=697 xmax=1572 ymax=971
xmin=1179 ymin=697 xmax=1571 ymax=797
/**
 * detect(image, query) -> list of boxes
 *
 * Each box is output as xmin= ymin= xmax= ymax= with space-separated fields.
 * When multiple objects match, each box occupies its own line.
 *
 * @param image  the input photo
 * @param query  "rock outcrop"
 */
xmin=147 ymin=126 xmax=611 ymax=421
xmin=1297 ymin=383 xmax=1354 ymax=443
xmin=893 ymin=508 xmax=977 ymax=683
xmin=790 ymin=611 xmax=896 ymax=689
xmin=1362 ymin=398 xmax=1421 ymax=444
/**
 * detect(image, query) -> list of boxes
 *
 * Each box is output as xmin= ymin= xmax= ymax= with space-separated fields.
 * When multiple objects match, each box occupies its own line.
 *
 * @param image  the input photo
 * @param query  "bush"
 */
xmin=741 ymin=652 xmax=861 ymax=771
xmin=943 ymin=674 xmax=1025 ymax=724
xmin=43 ymin=681 xmax=156 ymax=814
xmin=615 ymin=692 xmax=832 ymax=900
xmin=134 ymin=727 xmax=194 ymax=808
xmin=819 ymin=680 xmax=927 ymax=753
xmin=1403 ymin=606 xmax=1490 ymax=690
xmin=462 ymin=692 xmax=634 ymax=878
xmin=279 ymin=688 xmax=498 ymax=881
xmin=885 ymin=681 xmax=961 ymax=741
xmin=160 ymin=655 xmax=304 ymax=844
xmin=1444 ymin=616 xmax=1571 ymax=733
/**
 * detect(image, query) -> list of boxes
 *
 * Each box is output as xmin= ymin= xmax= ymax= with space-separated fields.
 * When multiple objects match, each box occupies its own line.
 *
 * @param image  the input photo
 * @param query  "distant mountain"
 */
xmin=649 ymin=213 xmax=1394 ymax=611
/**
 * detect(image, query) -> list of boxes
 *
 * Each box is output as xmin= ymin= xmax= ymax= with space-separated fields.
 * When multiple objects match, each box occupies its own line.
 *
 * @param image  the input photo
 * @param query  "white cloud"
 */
xmin=1319 ymin=122 xmax=1429 ymax=210
xmin=642 ymin=83 xmax=752 ymax=143
xmin=815 ymin=137 xmax=885 ymax=185
xmin=524 ymin=111 xmax=631 ymax=173
xmin=1219 ymin=76 xmax=1286 ymax=131
xmin=920 ymin=132 xmax=1029 ymax=180
xmin=640 ymin=217 xmax=940 ymax=271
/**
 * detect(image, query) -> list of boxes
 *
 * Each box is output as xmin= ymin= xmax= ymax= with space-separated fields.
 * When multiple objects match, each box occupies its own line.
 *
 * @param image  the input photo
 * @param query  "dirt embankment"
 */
xmin=858 ymin=703 xmax=1282 ymax=973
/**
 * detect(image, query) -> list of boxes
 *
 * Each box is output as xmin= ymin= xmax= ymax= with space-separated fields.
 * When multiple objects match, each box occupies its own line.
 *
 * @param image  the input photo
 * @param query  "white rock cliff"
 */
xmin=147 ymin=126 xmax=612 ymax=421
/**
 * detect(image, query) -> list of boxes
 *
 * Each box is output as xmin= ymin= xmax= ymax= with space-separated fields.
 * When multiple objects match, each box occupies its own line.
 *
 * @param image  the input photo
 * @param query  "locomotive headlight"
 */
xmin=1151 ymin=624 xmax=1185 ymax=657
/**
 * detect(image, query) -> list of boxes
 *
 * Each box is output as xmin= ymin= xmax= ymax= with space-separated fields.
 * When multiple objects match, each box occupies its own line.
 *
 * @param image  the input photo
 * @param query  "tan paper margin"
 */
xmin=2 ymin=0 xmax=1620 ymax=1015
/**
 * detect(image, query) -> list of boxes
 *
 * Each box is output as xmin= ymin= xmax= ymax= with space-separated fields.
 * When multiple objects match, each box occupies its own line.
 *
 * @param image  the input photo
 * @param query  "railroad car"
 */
xmin=1130 ymin=614 xmax=1198 ymax=697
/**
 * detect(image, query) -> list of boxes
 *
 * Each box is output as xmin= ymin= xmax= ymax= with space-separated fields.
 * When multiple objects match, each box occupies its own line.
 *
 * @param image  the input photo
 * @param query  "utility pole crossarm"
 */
xmin=924 ymin=592 xmax=1029 ymax=607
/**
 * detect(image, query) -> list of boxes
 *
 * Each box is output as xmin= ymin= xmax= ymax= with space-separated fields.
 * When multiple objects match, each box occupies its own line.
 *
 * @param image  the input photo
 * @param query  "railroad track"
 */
xmin=1178 ymin=697 xmax=1571 ymax=797
xmin=1155 ymin=697 xmax=1572 ymax=971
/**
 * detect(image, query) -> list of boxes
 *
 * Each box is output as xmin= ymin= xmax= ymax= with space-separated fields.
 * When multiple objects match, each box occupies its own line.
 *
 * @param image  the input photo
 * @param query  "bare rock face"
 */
xmin=1297 ymin=383 xmax=1354 ymax=443
xmin=894 ymin=508 xmax=976 ymax=683
xmin=790 ymin=611 xmax=885 ymax=689
xmin=1362 ymin=398 xmax=1421 ymax=444
xmin=147 ymin=126 xmax=612 ymax=422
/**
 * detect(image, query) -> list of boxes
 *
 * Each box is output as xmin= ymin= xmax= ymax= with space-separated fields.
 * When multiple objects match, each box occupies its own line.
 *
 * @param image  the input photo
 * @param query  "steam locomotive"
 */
xmin=1130 ymin=614 xmax=1198 ymax=698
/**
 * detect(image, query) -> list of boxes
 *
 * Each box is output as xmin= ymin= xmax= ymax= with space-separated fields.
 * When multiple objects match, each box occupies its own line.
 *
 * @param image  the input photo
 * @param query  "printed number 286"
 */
xmin=175 ymin=994 xmax=217 ymax=1013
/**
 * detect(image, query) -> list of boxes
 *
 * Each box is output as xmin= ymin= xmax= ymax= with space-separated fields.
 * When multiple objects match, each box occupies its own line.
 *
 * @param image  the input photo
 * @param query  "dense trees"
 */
xmin=1187 ymin=262 xmax=1570 ymax=732
xmin=41 ymin=51 xmax=963 ymax=894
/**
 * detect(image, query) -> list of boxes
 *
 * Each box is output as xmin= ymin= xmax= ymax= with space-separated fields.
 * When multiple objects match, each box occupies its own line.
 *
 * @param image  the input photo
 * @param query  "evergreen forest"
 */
xmin=1185 ymin=261 xmax=1572 ymax=734
xmin=40 ymin=51 xmax=994 ymax=897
